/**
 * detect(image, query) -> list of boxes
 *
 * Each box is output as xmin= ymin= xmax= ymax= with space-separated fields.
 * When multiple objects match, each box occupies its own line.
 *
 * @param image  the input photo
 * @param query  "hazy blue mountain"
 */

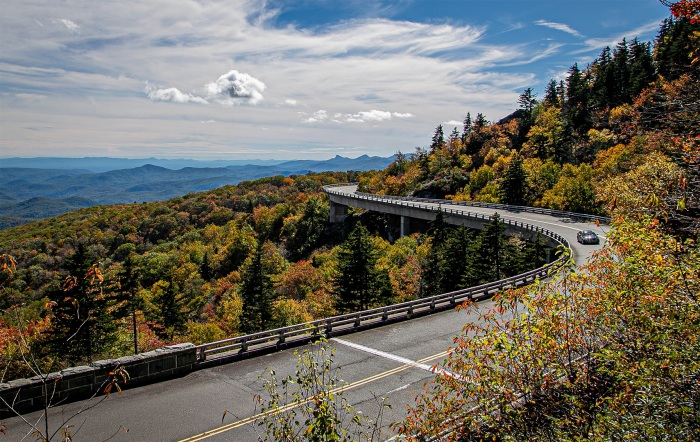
xmin=0 ymin=157 xmax=283 ymax=173
xmin=0 ymin=155 xmax=395 ymax=228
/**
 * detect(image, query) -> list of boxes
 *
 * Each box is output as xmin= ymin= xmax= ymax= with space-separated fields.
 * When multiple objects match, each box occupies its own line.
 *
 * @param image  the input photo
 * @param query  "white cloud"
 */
xmin=535 ymin=20 xmax=583 ymax=38
xmin=306 ymin=109 xmax=414 ymax=124
xmin=57 ymin=18 xmax=80 ymax=34
xmin=301 ymin=110 xmax=328 ymax=123
xmin=147 ymin=87 xmax=208 ymax=104
xmin=204 ymin=70 xmax=266 ymax=106
xmin=444 ymin=120 xmax=462 ymax=126
xmin=284 ymin=98 xmax=298 ymax=106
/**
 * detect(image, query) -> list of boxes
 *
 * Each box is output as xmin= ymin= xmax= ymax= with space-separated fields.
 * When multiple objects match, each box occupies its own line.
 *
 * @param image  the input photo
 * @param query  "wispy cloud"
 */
xmin=0 ymin=0 xmax=662 ymax=160
xmin=147 ymin=86 xmax=208 ymax=104
xmin=301 ymin=109 xmax=414 ymax=124
xmin=577 ymin=20 xmax=663 ymax=54
xmin=535 ymin=19 xmax=583 ymax=38
xmin=56 ymin=18 xmax=80 ymax=34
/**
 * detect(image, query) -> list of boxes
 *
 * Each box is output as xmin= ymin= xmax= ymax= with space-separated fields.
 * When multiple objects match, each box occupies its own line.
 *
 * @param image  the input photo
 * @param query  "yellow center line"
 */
xmin=178 ymin=350 xmax=449 ymax=441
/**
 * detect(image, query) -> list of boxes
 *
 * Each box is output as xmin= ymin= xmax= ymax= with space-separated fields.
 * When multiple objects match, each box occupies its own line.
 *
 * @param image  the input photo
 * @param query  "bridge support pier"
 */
xmin=400 ymin=215 xmax=410 ymax=238
xmin=329 ymin=201 xmax=348 ymax=223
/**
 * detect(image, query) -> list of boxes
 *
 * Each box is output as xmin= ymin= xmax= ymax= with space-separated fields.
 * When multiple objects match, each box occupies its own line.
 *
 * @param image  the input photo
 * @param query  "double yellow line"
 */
xmin=179 ymin=350 xmax=449 ymax=441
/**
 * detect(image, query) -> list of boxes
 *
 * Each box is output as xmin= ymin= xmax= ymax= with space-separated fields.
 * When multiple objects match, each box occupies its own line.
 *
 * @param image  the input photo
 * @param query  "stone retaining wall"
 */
xmin=0 ymin=343 xmax=196 ymax=418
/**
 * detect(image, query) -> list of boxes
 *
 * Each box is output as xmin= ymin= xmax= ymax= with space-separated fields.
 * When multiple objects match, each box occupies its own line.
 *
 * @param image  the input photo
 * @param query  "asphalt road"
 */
xmin=2 ymin=187 xmax=608 ymax=441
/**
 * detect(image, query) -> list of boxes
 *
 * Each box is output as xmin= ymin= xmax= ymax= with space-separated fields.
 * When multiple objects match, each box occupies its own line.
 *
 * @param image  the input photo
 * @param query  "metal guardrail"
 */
xmin=194 ymin=185 xmax=573 ymax=363
xmin=325 ymin=183 xmax=611 ymax=225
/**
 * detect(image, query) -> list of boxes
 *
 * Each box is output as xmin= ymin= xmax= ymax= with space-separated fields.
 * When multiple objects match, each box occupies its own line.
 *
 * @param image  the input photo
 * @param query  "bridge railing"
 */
xmin=195 ymin=186 xmax=573 ymax=364
xmin=195 ymin=257 xmax=566 ymax=363
xmin=324 ymin=184 xmax=611 ymax=224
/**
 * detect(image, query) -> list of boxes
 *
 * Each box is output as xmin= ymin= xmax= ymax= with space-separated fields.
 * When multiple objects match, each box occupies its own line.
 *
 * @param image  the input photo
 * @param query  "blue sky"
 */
xmin=0 ymin=0 xmax=670 ymax=161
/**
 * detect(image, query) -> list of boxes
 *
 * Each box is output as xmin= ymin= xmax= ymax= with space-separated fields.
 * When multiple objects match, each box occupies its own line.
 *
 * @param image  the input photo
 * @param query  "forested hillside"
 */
xmin=398 ymin=3 xmax=699 ymax=439
xmin=361 ymin=13 xmax=698 ymax=223
xmin=1 ymin=167 xmax=549 ymax=379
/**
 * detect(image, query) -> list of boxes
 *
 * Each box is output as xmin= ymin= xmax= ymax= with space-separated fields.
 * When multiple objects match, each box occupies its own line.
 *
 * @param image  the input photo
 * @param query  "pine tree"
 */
xmin=423 ymin=210 xmax=450 ymax=296
xmin=655 ymin=16 xmax=699 ymax=80
xmin=463 ymin=214 xmax=508 ymax=285
xmin=430 ymin=124 xmax=445 ymax=153
xmin=564 ymin=63 xmax=590 ymax=134
xmin=629 ymin=38 xmax=655 ymax=98
xmin=499 ymin=153 xmax=528 ymax=205
xmin=239 ymin=241 xmax=276 ymax=334
xmin=117 ymin=253 xmax=141 ymax=354
xmin=518 ymin=87 xmax=538 ymax=114
xmin=333 ymin=223 xmax=390 ymax=312
xmin=613 ymin=38 xmax=631 ymax=105
xmin=461 ymin=112 xmax=472 ymax=144
xmin=45 ymin=244 xmax=118 ymax=364
xmin=151 ymin=277 xmax=189 ymax=341
xmin=591 ymin=46 xmax=615 ymax=111
xmin=441 ymin=226 xmax=475 ymax=292
xmin=543 ymin=79 xmax=559 ymax=107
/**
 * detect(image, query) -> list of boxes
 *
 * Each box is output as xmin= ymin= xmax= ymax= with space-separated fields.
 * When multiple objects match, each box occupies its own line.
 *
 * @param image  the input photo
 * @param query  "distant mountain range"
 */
xmin=0 ymin=155 xmax=395 ymax=229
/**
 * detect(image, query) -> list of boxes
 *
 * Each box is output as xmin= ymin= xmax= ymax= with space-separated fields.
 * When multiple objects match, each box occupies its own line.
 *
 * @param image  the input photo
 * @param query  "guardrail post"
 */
xmin=354 ymin=313 xmax=361 ymax=327
xmin=277 ymin=330 xmax=285 ymax=345
xmin=430 ymin=298 xmax=436 ymax=310
xmin=240 ymin=337 xmax=248 ymax=353
xmin=408 ymin=305 xmax=413 ymax=317
xmin=451 ymin=292 xmax=456 ymax=305
xmin=325 ymin=319 xmax=333 ymax=336
xmin=382 ymin=308 xmax=388 ymax=321
xmin=198 ymin=346 xmax=206 ymax=362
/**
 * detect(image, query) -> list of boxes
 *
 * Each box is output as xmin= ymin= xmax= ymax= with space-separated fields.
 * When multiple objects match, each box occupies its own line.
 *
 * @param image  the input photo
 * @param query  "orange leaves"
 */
xmin=0 ymin=253 xmax=16 ymax=274
xmin=62 ymin=275 xmax=78 ymax=291
xmin=103 ymin=366 xmax=130 ymax=398
xmin=668 ymin=0 xmax=700 ymax=22
xmin=86 ymin=263 xmax=104 ymax=285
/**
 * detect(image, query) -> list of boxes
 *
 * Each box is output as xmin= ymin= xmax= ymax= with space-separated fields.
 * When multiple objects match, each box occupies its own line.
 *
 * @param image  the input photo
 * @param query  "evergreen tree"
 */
xmin=448 ymin=127 xmax=461 ymax=145
xmin=430 ymin=124 xmax=445 ymax=153
xmin=518 ymin=87 xmax=538 ymax=114
xmin=461 ymin=112 xmax=472 ymax=144
xmin=463 ymin=214 xmax=509 ymax=285
xmin=564 ymin=63 xmax=590 ymax=134
xmin=423 ymin=210 xmax=450 ymax=296
xmin=543 ymin=79 xmax=559 ymax=107
xmin=151 ymin=277 xmax=188 ymax=341
xmin=200 ymin=251 xmax=213 ymax=281
xmin=655 ymin=17 xmax=699 ymax=80
xmin=45 ymin=244 xmax=118 ymax=364
xmin=239 ymin=241 xmax=276 ymax=334
xmin=613 ymin=38 xmax=631 ymax=105
xmin=499 ymin=153 xmax=528 ymax=205
xmin=117 ymin=253 xmax=141 ymax=354
xmin=591 ymin=46 xmax=615 ymax=111
xmin=441 ymin=226 xmax=475 ymax=292
xmin=629 ymin=38 xmax=656 ymax=98
xmin=285 ymin=196 xmax=329 ymax=261
xmin=333 ymin=224 xmax=390 ymax=312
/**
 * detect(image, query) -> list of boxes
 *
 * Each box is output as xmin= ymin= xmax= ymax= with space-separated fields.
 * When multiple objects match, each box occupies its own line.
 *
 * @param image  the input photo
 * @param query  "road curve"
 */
xmin=2 ymin=187 xmax=609 ymax=441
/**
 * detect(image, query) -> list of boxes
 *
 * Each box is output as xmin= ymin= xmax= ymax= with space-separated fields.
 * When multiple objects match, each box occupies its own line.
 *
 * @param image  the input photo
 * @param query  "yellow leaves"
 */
xmin=677 ymin=198 xmax=686 ymax=211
